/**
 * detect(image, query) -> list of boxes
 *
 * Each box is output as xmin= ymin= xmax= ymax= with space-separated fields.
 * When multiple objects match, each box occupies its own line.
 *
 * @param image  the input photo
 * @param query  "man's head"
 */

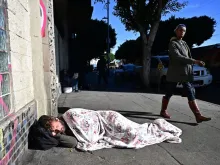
xmin=40 ymin=115 xmax=66 ymax=136
xmin=174 ymin=24 xmax=186 ymax=39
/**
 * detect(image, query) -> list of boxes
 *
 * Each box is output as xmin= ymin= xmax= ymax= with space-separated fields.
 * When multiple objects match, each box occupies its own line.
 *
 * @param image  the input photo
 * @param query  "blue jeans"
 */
xmin=164 ymin=82 xmax=196 ymax=101
xmin=72 ymin=79 xmax=78 ymax=91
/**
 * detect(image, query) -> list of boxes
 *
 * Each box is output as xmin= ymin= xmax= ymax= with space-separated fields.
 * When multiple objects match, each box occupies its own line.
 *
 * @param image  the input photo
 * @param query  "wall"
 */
xmin=8 ymin=0 xmax=34 ymax=112
xmin=0 ymin=101 xmax=36 ymax=165
xmin=41 ymin=0 xmax=59 ymax=117
xmin=0 ymin=0 xmax=57 ymax=164
xmin=0 ymin=0 xmax=43 ymax=164
xmin=53 ymin=0 xmax=70 ymax=83
xmin=54 ymin=25 xmax=69 ymax=76
xmin=29 ymin=0 xmax=49 ymax=117
xmin=6 ymin=0 xmax=53 ymax=116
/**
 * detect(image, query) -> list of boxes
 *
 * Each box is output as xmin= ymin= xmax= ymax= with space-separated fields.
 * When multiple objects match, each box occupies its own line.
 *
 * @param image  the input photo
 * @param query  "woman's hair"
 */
xmin=38 ymin=115 xmax=57 ymax=130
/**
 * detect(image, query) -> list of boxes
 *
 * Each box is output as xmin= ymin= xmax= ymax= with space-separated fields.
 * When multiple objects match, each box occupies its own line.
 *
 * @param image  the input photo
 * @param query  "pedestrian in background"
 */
xmin=97 ymin=56 xmax=108 ymax=85
xmin=72 ymin=73 xmax=79 ymax=92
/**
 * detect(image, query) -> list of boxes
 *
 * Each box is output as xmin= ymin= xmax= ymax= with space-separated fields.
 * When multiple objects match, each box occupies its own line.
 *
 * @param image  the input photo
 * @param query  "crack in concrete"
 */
xmin=132 ymin=100 xmax=148 ymax=110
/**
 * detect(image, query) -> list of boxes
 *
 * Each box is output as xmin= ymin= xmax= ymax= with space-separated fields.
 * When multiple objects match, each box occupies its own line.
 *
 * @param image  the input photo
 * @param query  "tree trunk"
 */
xmin=141 ymin=0 xmax=163 ymax=87
xmin=142 ymin=36 xmax=151 ymax=87
xmin=141 ymin=20 xmax=161 ymax=87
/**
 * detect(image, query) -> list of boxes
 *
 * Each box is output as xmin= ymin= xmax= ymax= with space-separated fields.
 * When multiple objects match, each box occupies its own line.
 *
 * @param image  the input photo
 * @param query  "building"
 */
xmin=0 ymin=0 xmax=93 ymax=164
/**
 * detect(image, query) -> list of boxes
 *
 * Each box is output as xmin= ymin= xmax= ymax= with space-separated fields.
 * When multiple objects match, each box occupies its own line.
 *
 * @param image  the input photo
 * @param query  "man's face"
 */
xmin=176 ymin=27 xmax=186 ymax=38
xmin=50 ymin=119 xmax=66 ymax=135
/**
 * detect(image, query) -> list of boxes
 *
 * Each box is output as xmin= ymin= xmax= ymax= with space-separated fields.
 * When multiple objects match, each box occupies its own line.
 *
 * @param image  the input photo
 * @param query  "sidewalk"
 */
xmin=22 ymin=91 xmax=220 ymax=165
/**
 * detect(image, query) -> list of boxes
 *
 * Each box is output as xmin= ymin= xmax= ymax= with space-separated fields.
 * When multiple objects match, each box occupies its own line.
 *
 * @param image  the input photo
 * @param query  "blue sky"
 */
xmin=92 ymin=0 xmax=220 ymax=53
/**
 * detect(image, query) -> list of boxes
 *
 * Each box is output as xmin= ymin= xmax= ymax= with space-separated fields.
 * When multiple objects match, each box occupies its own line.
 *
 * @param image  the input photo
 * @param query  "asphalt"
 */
xmin=21 ymin=91 xmax=220 ymax=165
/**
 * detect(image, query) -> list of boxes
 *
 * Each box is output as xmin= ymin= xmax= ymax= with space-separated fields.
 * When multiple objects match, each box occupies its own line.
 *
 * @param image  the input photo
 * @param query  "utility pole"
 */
xmin=107 ymin=0 xmax=110 ymax=74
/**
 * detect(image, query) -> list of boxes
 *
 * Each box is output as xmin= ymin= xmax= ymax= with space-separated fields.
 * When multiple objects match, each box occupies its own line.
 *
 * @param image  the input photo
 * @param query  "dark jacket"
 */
xmin=28 ymin=120 xmax=59 ymax=150
xmin=166 ymin=38 xmax=195 ymax=82
xmin=97 ymin=59 xmax=107 ymax=72
xmin=28 ymin=116 xmax=77 ymax=150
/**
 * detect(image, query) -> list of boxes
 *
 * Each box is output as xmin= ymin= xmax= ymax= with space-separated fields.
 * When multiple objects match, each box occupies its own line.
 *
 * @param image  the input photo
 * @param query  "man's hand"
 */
xmin=194 ymin=60 xmax=205 ymax=67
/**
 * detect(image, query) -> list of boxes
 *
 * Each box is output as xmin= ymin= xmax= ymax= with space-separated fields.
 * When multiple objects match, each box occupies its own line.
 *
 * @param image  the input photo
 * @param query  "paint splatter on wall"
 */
xmin=40 ymin=0 xmax=47 ymax=38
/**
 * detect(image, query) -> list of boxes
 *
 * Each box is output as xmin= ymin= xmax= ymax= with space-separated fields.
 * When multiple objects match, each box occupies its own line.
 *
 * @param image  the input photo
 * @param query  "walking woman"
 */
xmin=160 ymin=24 xmax=211 ymax=123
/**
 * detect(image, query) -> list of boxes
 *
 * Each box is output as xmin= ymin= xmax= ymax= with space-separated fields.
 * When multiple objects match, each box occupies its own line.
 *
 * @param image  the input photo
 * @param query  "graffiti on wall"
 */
xmin=0 ymin=60 xmax=36 ymax=164
xmin=0 ymin=103 xmax=36 ymax=165
xmin=40 ymin=0 xmax=46 ymax=38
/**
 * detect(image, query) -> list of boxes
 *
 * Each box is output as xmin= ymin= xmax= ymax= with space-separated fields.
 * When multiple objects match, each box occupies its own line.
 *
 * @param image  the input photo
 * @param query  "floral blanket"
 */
xmin=62 ymin=108 xmax=182 ymax=151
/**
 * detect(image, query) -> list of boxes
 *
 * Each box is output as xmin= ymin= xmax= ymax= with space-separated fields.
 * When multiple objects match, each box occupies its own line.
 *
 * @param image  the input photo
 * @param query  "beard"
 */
xmin=59 ymin=119 xmax=66 ymax=134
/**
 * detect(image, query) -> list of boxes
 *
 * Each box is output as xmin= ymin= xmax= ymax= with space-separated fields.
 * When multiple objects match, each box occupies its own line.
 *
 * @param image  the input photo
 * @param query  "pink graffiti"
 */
xmin=40 ymin=0 xmax=46 ymax=37
xmin=0 ymin=98 xmax=9 ymax=114
xmin=0 ymin=73 xmax=18 ymax=164
xmin=8 ymin=64 xmax=11 ymax=72
xmin=0 ymin=64 xmax=12 ymax=114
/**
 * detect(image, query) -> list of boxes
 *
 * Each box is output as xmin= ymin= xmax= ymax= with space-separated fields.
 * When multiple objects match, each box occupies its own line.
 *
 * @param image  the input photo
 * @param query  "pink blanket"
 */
xmin=63 ymin=108 xmax=182 ymax=151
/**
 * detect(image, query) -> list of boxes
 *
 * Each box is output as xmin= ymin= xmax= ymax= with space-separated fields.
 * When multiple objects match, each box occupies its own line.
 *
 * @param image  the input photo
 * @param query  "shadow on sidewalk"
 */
xmin=116 ymin=110 xmax=198 ymax=126
xmin=58 ymin=107 xmax=71 ymax=114
xmin=58 ymin=107 xmax=197 ymax=126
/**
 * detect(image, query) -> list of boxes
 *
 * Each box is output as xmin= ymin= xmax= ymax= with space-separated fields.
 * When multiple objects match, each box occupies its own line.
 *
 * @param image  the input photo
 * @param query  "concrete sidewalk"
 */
xmin=22 ymin=91 xmax=220 ymax=165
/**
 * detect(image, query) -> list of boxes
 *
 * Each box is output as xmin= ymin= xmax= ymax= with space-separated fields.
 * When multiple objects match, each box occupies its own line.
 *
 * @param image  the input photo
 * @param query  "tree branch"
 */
xmin=157 ymin=0 xmax=163 ymax=20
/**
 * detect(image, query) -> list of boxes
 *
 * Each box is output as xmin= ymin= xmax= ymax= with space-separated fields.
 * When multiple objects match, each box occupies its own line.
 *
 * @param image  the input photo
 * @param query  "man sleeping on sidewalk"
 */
xmin=28 ymin=108 xmax=182 ymax=151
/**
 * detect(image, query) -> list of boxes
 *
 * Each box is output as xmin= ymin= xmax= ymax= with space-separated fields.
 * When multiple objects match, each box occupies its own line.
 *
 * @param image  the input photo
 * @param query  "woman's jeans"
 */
xmin=72 ymin=79 xmax=78 ymax=91
xmin=164 ymin=82 xmax=196 ymax=101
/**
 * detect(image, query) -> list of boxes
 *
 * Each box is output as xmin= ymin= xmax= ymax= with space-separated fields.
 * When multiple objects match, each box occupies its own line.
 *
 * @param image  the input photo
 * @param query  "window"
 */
xmin=0 ymin=4 xmax=11 ymax=120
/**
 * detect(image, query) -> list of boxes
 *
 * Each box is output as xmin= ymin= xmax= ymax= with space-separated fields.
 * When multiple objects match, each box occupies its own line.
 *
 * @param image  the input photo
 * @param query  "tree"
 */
xmin=152 ymin=16 xmax=216 ymax=54
xmin=104 ymin=53 xmax=115 ymax=62
xmin=96 ymin=0 xmax=187 ymax=87
xmin=115 ymin=15 xmax=216 ymax=64
xmin=75 ymin=19 xmax=117 ymax=61
xmin=115 ymin=39 xmax=141 ymax=63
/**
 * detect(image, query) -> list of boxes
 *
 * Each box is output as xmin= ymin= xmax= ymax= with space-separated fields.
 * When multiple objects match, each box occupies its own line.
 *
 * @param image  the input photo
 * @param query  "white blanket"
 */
xmin=63 ymin=108 xmax=182 ymax=151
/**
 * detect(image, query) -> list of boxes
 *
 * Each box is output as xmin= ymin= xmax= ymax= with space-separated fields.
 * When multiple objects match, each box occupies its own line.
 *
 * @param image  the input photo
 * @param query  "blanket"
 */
xmin=62 ymin=108 xmax=182 ymax=151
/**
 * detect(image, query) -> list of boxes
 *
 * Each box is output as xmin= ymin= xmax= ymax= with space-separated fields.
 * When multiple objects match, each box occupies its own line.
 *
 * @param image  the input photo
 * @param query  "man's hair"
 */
xmin=174 ymin=24 xmax=186 ymax=32
xmin=38 ymin=115 xmax=57 ymax=130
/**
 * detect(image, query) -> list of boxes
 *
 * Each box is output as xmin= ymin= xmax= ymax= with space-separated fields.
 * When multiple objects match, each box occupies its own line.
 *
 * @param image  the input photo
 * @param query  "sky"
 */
xmin=92 ymin=0 xmax=220 ymax=54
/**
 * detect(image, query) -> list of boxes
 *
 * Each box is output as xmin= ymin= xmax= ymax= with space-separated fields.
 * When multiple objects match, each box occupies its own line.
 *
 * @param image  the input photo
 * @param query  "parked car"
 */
xmin=122 ymin=64 xmax=136 ymax=72
xmin=149 ymin=56 xmax=213 ymax=88
xmin=114 ymin=63 xmax=136 ymax=76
